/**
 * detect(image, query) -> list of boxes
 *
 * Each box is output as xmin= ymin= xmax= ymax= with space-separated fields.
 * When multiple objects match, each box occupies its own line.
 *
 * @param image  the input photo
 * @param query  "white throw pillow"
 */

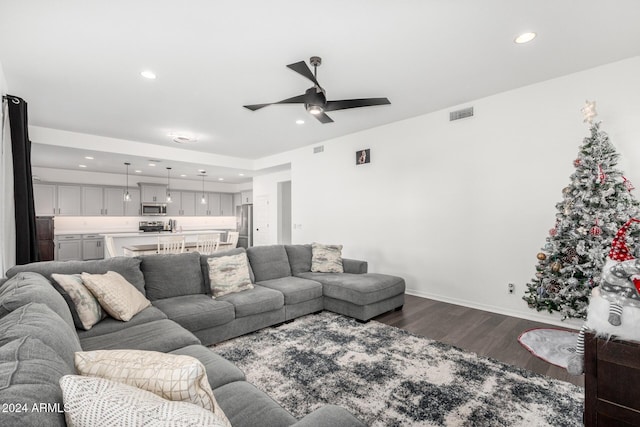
xmin=60 ymin=375 xmax=229 ymax=427
xmin=207 ymin=252 xmax=254 ymax=297
xmin=74 ymin=349 xmax=229 ymax=426
xmin=80 ymin=271 xmax=151 ymax=321
xmin=311 ymin=243 xmax=344 ymax=273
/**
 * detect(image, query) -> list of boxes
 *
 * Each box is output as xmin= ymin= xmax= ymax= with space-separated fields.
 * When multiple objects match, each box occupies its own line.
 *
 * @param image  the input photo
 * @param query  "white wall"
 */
xmin=252 ymin=168 xmax=292 ymax=245
xmin=0 ymin=60 xmax=16 ymax=276
xmin=277 ymin=56 xmax=640 ymax=327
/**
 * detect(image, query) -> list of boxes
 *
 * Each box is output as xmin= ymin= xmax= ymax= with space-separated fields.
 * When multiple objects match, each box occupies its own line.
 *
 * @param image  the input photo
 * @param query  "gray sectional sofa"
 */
xmin=0 ymin=244 xmax=405 ymax=426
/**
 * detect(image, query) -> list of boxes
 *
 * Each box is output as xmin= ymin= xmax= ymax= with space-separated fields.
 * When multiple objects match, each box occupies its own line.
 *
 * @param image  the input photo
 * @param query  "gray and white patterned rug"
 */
xmin=211 ymin=312 xmax=583 ymax=427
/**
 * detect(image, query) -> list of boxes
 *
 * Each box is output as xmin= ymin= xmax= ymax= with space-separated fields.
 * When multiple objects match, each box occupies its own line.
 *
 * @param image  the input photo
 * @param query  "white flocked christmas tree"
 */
xmin=523 ymin=101 xmax=640 ymax=320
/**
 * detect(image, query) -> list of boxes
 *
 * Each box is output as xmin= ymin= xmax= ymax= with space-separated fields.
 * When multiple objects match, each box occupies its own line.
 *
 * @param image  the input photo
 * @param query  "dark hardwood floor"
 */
xmin=373 ymin=294 xmax=584 ymax=387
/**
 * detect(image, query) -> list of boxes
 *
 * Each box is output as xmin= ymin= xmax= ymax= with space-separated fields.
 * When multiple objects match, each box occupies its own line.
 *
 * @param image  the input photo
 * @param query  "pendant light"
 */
xmin=123 ymin=162 xmax=131 ymax=202
xmin=166 ymin=167 xmax=172 ymax=203
xmin=200 ymin=172 xmax=207 ymax=204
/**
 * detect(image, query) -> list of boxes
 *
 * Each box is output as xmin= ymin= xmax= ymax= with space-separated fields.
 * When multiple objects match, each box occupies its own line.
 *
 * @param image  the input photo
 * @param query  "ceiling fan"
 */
xmin=243 ymin=56 xmax=391 ymax=123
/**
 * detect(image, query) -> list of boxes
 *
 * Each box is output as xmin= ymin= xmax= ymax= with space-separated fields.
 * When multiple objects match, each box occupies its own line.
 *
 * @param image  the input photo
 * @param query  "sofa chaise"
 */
xmin=0 ymin=244 xmax=405 ymax=426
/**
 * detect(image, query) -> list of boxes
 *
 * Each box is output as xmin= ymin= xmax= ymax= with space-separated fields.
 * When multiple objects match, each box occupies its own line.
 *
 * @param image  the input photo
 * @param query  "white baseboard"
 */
xmin=405 ymin=288 xmax=584 ymax=331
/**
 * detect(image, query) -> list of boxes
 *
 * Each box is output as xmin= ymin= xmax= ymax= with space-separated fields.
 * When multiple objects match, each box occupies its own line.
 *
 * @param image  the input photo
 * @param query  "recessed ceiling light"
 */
xmin=84 ymin=156 xmax=94 ymax=160
xmin=78 ymin=164 xmax=87 ymax=168
xmin=514 ymin=32 xmax=536 ymax=44
xmin=296 ymin=119 xmax=305 ymax=125
xmin=135 ymin=170 xmax=142 ymax=173
xmin=180 ymin=174 xmax=187 ymax=177
xmin=148 ymin=163 xmax=156 ymax=167
xmin=140 ymin=70 xmax=156 ymax=79
xmin=168 ymin=133 xmax=197 ymax=144
xmin=239 ymin=173 xmax=245 ymax=177
xmin=218 ymin=178 xmax=224 ymax=181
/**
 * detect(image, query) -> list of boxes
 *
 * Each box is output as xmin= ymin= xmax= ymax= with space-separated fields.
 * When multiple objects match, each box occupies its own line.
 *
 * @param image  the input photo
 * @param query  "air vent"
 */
xmin=449 ymin=107 xmax=474 ymax=121
xmin=313 ymin=145 xmax=324 ymax=154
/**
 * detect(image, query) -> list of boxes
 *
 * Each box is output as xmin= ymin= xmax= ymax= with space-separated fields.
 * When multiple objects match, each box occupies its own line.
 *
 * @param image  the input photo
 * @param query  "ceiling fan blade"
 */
xmin=243 ymin=94 xmax=307 ymax=111
xmin=324 ymin=97 xmax=391 ymax=112
xmin=287 ymin=61 xmax=320 ymax=86
xmin=314 ymin=112 xmax=334 ymax=124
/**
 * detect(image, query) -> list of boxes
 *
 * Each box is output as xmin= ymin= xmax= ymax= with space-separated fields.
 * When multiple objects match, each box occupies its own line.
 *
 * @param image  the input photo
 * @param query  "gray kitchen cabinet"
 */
xmin=166 ymin=192 xmax=182 ymax=216
xmin=55 ymin=234 xmax=82 ymax=261
xmin=180 ymin=191 xmax=196 ymax=216
xmin=233 ymin=192 xmax=242 ymax=211
xmin=124 ymin=188 xmax=141 ymax=216
xmin=34 ymin=183 xmax=57 ymax=216
xmin=220 ymin=193 xmax=233 ymax=216
xmin=103 ymin=187 xmax=125 ymax=216
xmin=57 ymin=185 xmax=82 ymax=216
xmin=82 ymin=186 xmax=104 ymax=216
xmin=195 ymin=192 xmax=221 ymax=216
xmin=140 ymin=184 xmax=168 ymax=203
xmin=82 ymin=234 xmax=104 ymax=260
xmin=240 ymin=191 xmax=253 ymax=204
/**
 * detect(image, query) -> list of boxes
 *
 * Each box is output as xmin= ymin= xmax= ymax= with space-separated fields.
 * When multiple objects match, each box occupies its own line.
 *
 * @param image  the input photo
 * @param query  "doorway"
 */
xmin=278 ymin=181 xmax=292 ymax=244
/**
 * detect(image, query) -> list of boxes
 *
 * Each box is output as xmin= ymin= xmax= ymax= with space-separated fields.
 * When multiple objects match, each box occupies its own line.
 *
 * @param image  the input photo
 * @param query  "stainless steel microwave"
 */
xmin=141 ymin=203 xmax=167 ymax=216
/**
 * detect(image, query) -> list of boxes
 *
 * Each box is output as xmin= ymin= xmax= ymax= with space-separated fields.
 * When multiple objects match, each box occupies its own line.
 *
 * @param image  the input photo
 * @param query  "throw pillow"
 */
xmin=60 ymin=375 xmax=229 ymax=427
xmin=207 ymin=252 xmax=254 ymax=297
xmin=80 ymin=271 xmax=151 ymax=321
xmin=311 ymin=242 xmax=344 ymax=273
xmin=51 ymin=273 xmax=104 ymax=330
xmin=74 ymin=349 xmax=229 ymax=426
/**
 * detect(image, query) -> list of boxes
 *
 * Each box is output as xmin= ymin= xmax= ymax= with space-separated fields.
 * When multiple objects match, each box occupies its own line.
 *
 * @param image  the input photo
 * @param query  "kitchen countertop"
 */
xmin=100 ymin=230 xmax=229 ymax=237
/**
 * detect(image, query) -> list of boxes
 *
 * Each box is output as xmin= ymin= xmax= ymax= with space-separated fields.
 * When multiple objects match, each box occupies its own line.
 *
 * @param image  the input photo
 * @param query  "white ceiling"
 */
xmin=1 ymin=0 xmax=640 ymax=180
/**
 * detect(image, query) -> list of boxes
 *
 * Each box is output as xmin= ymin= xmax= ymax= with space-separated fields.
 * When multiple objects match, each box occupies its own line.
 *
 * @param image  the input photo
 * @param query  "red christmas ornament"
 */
xmin=573 ymin=158 xmax=581 ymax=167
xmin=623 ymin=176 xmax=635 ymax=191
xmin=549 ymin=227 xmax=558 ymax=237
xmin=590 ymin=218 xmax=602 ymax=236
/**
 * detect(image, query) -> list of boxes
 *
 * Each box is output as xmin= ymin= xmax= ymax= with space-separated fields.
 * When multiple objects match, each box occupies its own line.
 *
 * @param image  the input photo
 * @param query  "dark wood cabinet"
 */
xmin=584 ymin=332 xmax=640 ymax=426
xmin=35 ymin=216 xmax=55 ymax=261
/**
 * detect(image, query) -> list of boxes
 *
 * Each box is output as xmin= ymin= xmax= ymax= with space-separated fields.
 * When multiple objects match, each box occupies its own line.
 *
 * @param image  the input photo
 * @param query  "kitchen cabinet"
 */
xmin=82 ymin=186 xmax=126 ymax=216
xmin=124 ymin=189 xmax=141 ymax=216
xmin=241 ymin=191 xmax=253 ymax=204
xmin=220 ymin=193 xmax=233 ymax=216
xmin=167 ymin=191 xmax=197 ymax=216
xmin=140 ymin=184 xmax=168 ymax=203
xmin=82 ymin=234 xmax=104 ymax=260
xmin=196 ymin=192 xmax=221 ymax=216
xmin=57 ymin=185 xmax=82 ymax=215
xmin=55 ymin=234 xmax=82 ymax=261
xmin=233 ymin=193 xmax=243 ymax=211
xmin=34 ymin=184 xmax=57 ymax=216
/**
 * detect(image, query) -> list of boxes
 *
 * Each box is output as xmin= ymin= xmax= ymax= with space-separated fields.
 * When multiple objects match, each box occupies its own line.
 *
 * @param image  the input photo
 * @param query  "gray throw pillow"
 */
xmin=139 ymin=252 xmax=205 ymax=300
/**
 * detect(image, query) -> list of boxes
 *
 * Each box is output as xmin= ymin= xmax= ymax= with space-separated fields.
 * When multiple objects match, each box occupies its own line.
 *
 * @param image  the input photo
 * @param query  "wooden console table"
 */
xmin=584 ymin=332 xmax=640 ymax=426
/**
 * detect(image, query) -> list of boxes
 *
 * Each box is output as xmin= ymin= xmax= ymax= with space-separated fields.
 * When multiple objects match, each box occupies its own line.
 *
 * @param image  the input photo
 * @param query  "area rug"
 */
xmin=518 ymin=328 xmax=579 ymax=369
xmin=210 ymin=312 xmax=583 ymax=426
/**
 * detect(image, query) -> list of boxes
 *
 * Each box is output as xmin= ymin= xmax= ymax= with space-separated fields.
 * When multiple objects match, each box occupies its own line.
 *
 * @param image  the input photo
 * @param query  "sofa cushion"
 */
xmin=0 ymin=337 xmax=72 ymax=427
xmin=311 ymin=242 xmax=344 ymax=273
xmin=0 ymin=272 xmax=75 ymax=330
xmin=74 ymin=349 xmax=229 ymax=422
xmin=139 ymin=252 xmax=205 ymax=300
xmin=81 ymin=271 xmax=151 ymax=321
xmin=76 ymin=306 xmax=167 ymax=340
xmin=153 ymin=295 xmax=235 ymax=332
xmin=79 ymin=319 xmax=200 ymax=353
xmin=298 ymin=272 xmax=406 ymax=306
xmin=257 ymin=276 xmax=323 ymax=305
xmin=246 ymin=245 xmax=292 ymax=282
xmin=285 ymin=244 xmax=312 ymax=275
xmin=0 ymin=302 xmax=82 ymax=370
xmin=170 ymin=345 xmax=245 ymax=390
xmin=201 ymin=248 xmax=256 ymax=293
xmin=51 ymin=273 xmax=104 ymax=330
xmin=60 ymin=375 xmax=230 ymax=427
xmin=217 ymin=285 xmax=284 ymax=318
xmin=5 ymin=256 xmax=146 ymax=295
xmin=208 ymin=252 xmax=254 ymax=297
xmin=214 ymin=380 xmax=296 ymax=427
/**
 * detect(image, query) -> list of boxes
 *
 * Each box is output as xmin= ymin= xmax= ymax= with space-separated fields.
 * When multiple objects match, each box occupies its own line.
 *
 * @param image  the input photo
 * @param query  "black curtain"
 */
xmin=6 ymin=95 xmax=39 ymax=264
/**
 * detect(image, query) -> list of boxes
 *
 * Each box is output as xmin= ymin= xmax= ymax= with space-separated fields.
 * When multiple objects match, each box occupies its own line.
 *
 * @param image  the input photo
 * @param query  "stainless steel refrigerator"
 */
xmin=237 ymin=204 xmax=253 ymax=248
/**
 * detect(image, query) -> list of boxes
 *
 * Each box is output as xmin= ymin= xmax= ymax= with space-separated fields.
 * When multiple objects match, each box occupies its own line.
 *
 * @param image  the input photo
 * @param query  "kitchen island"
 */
xmin=101 ymin=230 xmax=230 ymax=257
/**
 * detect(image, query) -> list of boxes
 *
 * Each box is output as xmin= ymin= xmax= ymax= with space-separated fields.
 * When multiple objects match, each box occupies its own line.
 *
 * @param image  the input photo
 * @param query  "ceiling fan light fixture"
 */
xmin=306 ymin=104 xmax=324 ymax=115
